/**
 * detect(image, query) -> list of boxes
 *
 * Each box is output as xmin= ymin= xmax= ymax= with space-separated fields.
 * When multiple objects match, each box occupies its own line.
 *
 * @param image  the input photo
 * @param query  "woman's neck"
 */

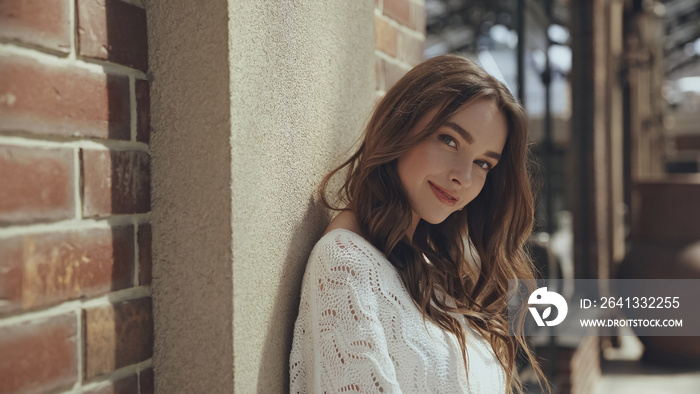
xmin=323 ymin=210 xmax=362 ymax=237
xmin=327 ymin=209 xmax=420 ymax=244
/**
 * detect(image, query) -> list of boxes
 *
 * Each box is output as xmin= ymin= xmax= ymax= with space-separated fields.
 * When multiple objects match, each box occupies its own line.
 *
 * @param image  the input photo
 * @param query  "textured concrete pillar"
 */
xmin=148 ymin=0 xmax=374 ymax=392
xmin=148 ymin=0 xmax=234 ymax=392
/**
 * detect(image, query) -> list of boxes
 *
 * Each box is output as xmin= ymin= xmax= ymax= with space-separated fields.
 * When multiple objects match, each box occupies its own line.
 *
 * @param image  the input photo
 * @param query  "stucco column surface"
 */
xmin=149 ymin=0 xmax=374 ymax=392
xmin=148 ymin=0 xmax=234 ymax=393
xmin=228 ymin=1 xmax=374 ymax=393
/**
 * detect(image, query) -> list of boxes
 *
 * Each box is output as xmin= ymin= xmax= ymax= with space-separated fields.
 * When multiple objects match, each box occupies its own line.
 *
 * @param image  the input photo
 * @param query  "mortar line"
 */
xmin=76 ymin=307 xmax=84 ymax=389
xmin=0 ymin=287 xmax=151 ymax=327
xmin=68 ymin=0 xmax=77 ymax=61
xmin=130 ymin=76 xmax=137 ymax=142
xmin=0 ymin=135 xmax=149 ymax=152
xmin=74 ymin=148 xmax=83 ymax=221
xmin=0 ymin=214 xmax=151 ymax=238
xmin=0 ymin=43 xmax=147 ymax=79
xmin=134 ymin=222 xmax=140 ymax=287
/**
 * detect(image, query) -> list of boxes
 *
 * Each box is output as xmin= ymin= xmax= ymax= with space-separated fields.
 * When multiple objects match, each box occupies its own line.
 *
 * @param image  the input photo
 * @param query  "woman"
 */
xmin=290 ymin=54 xmax=550 ymax=394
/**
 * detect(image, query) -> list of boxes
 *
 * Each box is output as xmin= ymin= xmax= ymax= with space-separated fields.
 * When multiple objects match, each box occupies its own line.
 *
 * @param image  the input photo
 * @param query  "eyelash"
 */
xmin=439 ymin=134 xmax=457 ymax=148
xmin=475 ymin=160 xmax=493 ymax=171
xmin=439 ymin=134 xmax=494 ymax=171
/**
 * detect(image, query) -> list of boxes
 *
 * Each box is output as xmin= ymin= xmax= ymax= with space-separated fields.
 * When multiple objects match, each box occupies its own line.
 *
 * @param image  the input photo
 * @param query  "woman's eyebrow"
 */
xmin=443 ymin=122 xmax=502 ymax=161
xmin=444 ymin=122 xmax=474 ymax=144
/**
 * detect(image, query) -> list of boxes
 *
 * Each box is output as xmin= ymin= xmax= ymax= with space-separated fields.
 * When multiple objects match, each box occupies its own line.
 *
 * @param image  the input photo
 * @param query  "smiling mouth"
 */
xmin=429 ymin=181 xmax=458 ymax=202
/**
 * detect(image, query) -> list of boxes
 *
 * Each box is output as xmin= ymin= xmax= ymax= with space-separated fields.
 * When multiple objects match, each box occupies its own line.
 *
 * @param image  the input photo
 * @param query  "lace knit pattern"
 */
xmin=290 ymin=229 xmax=507 ymax=393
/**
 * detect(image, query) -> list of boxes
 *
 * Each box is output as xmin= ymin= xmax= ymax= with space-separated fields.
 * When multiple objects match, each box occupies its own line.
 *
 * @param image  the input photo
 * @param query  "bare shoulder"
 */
xmin=322 ymin=210 xmax=361 ymax=237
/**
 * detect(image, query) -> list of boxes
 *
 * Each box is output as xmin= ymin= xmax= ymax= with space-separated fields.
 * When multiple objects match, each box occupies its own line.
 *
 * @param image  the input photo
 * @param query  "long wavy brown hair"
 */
xmin=319 ymin=54 xmax=550 ymax=394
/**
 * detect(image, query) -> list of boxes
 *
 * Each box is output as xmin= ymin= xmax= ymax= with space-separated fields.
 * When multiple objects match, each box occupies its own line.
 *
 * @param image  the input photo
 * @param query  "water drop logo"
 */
xmin=528 ymin=287 xmax=568 ymax=327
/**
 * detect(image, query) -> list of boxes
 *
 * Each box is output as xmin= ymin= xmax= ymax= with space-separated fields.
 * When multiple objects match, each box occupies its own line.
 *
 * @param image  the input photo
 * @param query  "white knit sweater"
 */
xmin=290 ymin=229 xmax=507 ymax=393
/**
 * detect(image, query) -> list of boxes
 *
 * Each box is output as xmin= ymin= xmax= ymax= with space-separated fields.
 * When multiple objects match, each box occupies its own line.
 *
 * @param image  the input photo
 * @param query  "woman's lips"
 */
xmin=429 ymin=181 xmax=458 ymax=206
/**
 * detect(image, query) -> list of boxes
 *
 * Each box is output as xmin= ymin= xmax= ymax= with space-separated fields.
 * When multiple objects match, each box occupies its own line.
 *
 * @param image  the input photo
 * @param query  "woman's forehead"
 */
xmin=412 ymin=99 xmax=503 ymax=133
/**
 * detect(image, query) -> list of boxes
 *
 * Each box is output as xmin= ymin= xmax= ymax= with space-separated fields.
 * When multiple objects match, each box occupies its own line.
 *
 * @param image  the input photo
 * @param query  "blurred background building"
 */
xmin=1 ymin=0 xmax=700 ymax=393
xmin=423 ymin=0 xmax=700 ymax=392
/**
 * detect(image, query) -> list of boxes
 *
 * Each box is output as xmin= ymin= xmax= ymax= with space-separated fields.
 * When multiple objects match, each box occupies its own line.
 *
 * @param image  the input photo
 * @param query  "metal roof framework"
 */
xmin=661 ymin=0 xmax=700 ymax=77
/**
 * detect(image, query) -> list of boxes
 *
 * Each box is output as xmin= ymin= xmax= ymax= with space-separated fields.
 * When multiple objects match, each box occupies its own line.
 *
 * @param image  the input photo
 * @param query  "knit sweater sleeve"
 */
xmin=290 ymin=232 xmax=403 ymax=393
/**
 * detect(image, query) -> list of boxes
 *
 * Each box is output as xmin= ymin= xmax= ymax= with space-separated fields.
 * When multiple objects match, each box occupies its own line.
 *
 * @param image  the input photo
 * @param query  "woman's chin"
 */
xmin=423 ymin=214 xmax=451 ymax=225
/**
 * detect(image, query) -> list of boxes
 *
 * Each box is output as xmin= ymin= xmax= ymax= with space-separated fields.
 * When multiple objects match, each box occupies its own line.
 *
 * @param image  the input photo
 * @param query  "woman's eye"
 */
xmin=475 ymin=160 xmax=493 ymax=171
xmin=439 ymin=135 xmax=457 ymax=148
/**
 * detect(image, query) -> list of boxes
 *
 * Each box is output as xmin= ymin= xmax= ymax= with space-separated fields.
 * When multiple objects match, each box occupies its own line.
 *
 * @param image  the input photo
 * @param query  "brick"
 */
xmin=135 ymin=79 xmax=150 ymax=144
xmin=399 ymin=31 xmax=424 ymax=66
xmin=374 ymin=90 xmax=385 ymax=106
xmin=0 ymin=226 xmax=135 ymax=314
xmin=383 ymin=0 xmax=411 ymax=27
xmin=138 ymin=224 xmax=152 ymax=286
xmin=0 ymin=144 xmax=75 ymax=224
xmin=375 ymin=56 xmax=385 ymax=91
xmin=0 ymin=56 xmax=131 ymax=140
xmin=83 ymin=297 xmax=153 ymax=379
xmin=82 ymin=149 xmax=151 ymax=217
xmin=375 ymin=15 xmax=398 ymax=57
xmin=384 ymin=60 xmax=410 ymax=91
xmin=412 ymin=2 xmax=426 ymax=35
xmin=0 ymin=313 xmax=78 ymax=394
xmin=140 ymin=367 xmax=154 ymax=394
xmin=77 ymin=0 xmax=148 ymax=71
xmin=0 ymin=0 xmax=71 ymax=54
xmin=83 ymin=374 xmax=138 ymax=394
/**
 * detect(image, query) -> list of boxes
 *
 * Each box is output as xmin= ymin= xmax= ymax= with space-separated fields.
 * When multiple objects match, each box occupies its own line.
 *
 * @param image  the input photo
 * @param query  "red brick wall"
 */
xmin=374 ymin=0 xmax=426 ymax=97
xmin=0 ymin=0 xmax=153 ymax=393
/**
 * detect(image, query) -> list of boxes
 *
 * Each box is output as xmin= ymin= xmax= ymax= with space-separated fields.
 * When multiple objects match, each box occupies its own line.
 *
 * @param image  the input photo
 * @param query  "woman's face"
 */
xmin=397 ymin=99 xmax=508 ymax=229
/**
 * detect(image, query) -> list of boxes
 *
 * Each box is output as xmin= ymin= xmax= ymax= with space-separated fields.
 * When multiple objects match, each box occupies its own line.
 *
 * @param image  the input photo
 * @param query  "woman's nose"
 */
xmin=451 ymin=159 xmax=473 ymax=188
